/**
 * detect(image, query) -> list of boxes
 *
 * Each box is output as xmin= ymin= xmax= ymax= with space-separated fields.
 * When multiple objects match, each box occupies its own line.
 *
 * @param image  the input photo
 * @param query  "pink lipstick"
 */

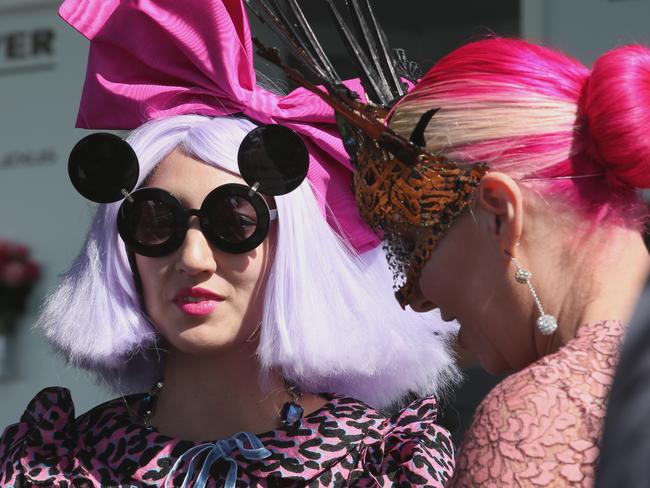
xmin=174 ymin=287 xmax=224 ymax=316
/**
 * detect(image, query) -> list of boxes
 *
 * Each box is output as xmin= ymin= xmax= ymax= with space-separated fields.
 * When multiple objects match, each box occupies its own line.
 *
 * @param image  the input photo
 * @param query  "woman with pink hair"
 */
xmin=0 ymin=1 xmax=460 ymax=486
xmin=382 ymin=39 xmax=650 ymax=486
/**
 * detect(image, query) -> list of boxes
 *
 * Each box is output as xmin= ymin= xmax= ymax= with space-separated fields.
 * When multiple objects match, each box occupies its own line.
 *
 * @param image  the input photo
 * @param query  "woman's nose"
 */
xmin=409 ymin=280 xmax=436 ymax=313
xmin=175 ymin=219 xmax=217 ymax=276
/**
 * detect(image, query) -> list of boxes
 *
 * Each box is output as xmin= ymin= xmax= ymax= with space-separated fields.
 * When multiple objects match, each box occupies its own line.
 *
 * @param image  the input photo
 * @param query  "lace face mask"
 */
xmin=346 ymin=108 xmax=489 ymax=307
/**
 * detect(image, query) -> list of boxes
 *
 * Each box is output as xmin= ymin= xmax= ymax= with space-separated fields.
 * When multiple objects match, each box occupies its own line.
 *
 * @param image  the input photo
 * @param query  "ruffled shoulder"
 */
xmin=0 ymin=413 xmax=28 ymax=486
xmin=0 ymin=387 xmax=80 ymax=486
xmin=356 ymin=396 xmax=455 ymax=487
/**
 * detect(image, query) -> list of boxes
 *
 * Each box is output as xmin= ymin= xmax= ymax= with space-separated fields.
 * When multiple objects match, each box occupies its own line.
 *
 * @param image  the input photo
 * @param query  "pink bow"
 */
xmin=59 ymin=0 xmax=380 ymax=253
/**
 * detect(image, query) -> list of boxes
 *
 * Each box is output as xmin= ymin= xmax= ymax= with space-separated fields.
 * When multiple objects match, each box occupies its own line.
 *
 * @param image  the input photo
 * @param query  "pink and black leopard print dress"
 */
xmin=0 ymin=387 xmax=454 ymax=487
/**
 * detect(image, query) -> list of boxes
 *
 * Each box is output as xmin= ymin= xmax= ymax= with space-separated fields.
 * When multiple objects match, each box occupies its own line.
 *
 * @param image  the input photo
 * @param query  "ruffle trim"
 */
xmin=355 ymin=396 xmax=455 ymax=486
xmin=1 ymin=388 xmax=453 ymax=486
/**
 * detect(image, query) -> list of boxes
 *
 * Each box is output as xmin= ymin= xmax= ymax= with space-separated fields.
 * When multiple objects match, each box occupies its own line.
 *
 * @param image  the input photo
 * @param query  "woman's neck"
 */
xmin=537 ymin=229 xmax=650 ymax=357
xmin=150 ymin=342 xmax=325 ymax=441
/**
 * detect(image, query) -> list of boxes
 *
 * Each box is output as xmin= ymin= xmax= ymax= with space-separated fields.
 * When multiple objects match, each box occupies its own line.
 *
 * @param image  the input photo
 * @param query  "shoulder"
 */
xmin=0 ymin=386 xmax=130 ymax=487
xmin=0 ymin=415 xmax=29 ymax=487
xmin=0 ymin=387 xmax=75 ymax=485
xmin=451 ymin=338 xmax=615 ymax=487
xmin=470 ymin=320 xmax=622 ymax=427
xmin=1 ymin=386 xmax=76 ymax=449
xmin=354 ymin=396 xmax=454 ymax=487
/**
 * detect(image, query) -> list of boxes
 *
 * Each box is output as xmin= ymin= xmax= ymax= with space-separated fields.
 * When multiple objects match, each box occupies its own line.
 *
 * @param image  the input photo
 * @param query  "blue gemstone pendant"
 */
xmin=280 ymin=401 xmax=304 ymax=426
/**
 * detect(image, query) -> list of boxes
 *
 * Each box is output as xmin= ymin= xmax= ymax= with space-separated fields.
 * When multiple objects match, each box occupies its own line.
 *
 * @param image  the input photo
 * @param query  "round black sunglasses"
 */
xmin=68 ymin=125 xmax=308 ymax=256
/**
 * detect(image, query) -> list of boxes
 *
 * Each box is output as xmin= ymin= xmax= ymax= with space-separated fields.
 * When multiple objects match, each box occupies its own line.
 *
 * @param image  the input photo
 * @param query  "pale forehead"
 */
xmin=147 ymin=148 xmax=244 ymax=203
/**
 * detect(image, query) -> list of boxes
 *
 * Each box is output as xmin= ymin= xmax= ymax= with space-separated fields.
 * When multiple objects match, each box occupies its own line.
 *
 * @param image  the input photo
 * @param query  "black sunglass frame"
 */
xmin=116 ymin=183 xmax=277 ymax=257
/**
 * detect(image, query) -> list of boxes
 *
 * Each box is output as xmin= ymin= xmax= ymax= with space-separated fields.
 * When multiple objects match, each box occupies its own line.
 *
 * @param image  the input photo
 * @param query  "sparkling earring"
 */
xmin=508 ymin=251 xmax=558 ymax=335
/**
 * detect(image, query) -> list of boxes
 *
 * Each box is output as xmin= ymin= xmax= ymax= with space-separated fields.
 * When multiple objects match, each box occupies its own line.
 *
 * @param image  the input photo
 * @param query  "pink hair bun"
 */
xmin=584 ymin=45 xmax=650 ymax=188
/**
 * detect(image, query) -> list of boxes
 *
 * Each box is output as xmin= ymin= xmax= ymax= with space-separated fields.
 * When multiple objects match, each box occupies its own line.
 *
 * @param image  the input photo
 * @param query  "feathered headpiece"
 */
xmin=247 ymin=0 xmax=489 ymax=307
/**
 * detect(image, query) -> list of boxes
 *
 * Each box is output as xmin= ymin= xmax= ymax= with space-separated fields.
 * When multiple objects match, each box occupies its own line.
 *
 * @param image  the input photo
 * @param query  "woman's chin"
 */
xmin=163 ymin=328 xmax=240 ymax=355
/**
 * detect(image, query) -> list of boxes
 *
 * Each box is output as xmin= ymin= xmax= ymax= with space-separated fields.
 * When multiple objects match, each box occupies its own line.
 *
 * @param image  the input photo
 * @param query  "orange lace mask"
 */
xmin=345 ymin=106 xmax=488 ymax=307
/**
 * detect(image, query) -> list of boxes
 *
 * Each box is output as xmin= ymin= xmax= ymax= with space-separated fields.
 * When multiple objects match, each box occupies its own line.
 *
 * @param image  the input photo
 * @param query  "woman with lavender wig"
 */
xmin=0 ymin=1 xmax=459 ymax=487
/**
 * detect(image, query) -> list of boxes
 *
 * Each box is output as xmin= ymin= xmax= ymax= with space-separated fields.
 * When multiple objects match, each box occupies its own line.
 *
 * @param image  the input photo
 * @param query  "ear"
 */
xmin=475 ymin=172 xmax=523 ymax=257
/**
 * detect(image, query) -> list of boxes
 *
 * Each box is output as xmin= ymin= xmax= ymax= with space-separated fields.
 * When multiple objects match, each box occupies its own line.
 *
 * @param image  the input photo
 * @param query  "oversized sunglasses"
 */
xmin=68 ymin=125 xmax=309 ymax=256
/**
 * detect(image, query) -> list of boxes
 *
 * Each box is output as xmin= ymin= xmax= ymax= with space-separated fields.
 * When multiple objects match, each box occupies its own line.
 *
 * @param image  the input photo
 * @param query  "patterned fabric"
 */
xmin=0 ymin=389 xmax=454 ymax=487
xmin=451 ymin=320 xmax=625 ymax=488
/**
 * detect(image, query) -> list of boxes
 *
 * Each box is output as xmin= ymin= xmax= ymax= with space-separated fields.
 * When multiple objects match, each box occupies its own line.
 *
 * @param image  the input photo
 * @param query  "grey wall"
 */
xmin=522 ymin=0 xmax=650 ymax=64
xmin=0 ymin=1 xmax=110 ymax=428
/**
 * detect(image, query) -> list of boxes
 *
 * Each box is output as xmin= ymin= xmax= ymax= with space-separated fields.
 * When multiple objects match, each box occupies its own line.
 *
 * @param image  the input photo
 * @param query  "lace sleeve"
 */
xmin=450 ymin=371 xmax=602 ymax=486
xmin=450 ymin=321 xmax=622 ymax=487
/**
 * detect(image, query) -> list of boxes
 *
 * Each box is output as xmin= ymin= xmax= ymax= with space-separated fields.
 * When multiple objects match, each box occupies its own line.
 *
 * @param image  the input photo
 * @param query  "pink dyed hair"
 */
xmin=389 ymin=38 xmax=650 ymax=226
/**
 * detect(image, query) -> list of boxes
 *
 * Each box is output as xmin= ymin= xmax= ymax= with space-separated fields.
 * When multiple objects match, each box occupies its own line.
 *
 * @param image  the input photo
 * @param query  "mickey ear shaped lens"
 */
xmin=68 ymin=133 xmax=139 ymax=203
xmin=238 ymin=125 xmax=309 ymax=196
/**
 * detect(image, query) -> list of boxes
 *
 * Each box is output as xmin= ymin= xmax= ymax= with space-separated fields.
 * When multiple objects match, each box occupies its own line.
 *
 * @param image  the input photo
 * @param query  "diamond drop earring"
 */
xmin=507 ymin=249 xmax=558 ymax=335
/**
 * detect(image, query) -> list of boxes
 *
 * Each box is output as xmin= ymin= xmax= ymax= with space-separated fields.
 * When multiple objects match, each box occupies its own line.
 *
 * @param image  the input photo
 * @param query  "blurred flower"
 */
xmin=0 ymin=239 xmax=41 ymax=333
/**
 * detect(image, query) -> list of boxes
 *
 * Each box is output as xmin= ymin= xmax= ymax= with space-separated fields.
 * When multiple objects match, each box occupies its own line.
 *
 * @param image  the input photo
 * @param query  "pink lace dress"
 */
xmin=451 ymin=320 xmax=624 ymax=487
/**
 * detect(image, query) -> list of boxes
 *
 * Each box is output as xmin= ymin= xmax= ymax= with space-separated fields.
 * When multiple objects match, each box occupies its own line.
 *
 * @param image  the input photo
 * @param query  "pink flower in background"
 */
xmin=0 ymin=239 xmax=41 ymax=319
xmin=1 ymin=260 xmax=40 ymax=287
xmin=1 ymin=262 xmax=26 ymax=286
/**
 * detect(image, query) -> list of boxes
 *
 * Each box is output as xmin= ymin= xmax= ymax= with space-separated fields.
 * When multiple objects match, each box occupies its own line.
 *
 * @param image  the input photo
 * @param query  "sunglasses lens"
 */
xmin=202 ymin=184 xmax=271 ymax=253
xmin=207 ymin=194 xmax=259 ymax=243
xmin=127 ymin=199 xmax=176 ymax=246
xmin=118 ymin=186 xmax=270 ymax=257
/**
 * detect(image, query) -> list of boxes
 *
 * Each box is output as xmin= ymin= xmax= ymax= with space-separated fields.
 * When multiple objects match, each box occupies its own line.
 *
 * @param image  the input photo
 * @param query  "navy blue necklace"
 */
xmin=138 ymin=381 xmax=304 ymax=431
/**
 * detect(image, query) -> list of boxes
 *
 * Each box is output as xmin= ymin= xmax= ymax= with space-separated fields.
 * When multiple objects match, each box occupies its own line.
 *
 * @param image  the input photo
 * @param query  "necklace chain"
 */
xmin=140 ymin=381 xmax=163 ymax=428
xmin=138 ymin=381 xmax=304 ymax=430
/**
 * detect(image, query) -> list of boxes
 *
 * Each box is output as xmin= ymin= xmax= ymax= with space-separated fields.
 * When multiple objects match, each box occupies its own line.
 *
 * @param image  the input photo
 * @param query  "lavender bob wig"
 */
xmin=38 ymin=115 xmax=459 ymax=407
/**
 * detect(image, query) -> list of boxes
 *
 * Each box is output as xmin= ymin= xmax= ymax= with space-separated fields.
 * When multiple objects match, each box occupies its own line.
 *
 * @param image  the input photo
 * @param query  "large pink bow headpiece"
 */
xmin=60 ymin=0 xmax=380 ymax=253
